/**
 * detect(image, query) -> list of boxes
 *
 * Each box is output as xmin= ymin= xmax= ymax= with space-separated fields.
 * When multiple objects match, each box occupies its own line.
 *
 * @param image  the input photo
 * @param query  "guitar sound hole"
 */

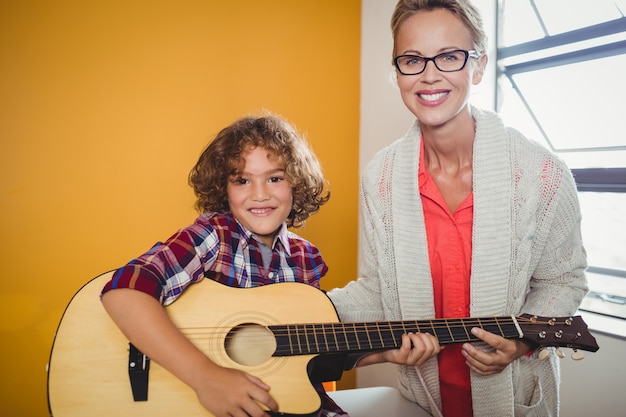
xmin=225 ymin=323 xmax=277 ymax=367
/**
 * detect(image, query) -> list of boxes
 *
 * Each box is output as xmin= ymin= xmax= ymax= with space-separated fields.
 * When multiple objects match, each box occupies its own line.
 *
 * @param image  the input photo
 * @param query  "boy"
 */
xmin=102 ymin=114 xmax=346 ymax=416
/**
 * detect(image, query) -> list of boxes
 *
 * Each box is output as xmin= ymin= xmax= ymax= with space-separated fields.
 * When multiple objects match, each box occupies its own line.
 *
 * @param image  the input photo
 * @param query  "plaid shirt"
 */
xmin=103 ymin=212 xmax=329 ymax=304
xmin=102 ymin=212 xmax=347 ymax=416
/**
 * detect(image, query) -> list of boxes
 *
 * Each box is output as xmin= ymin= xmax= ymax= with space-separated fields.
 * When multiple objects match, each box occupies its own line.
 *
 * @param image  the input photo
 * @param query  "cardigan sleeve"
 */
xmin=521 ymin=155 xmax=588 ymax=316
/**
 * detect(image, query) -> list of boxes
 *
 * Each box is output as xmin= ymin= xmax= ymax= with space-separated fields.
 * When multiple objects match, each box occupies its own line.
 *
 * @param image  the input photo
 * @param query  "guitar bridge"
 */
xmin=128 ymin=343 xmax=150 ymax=401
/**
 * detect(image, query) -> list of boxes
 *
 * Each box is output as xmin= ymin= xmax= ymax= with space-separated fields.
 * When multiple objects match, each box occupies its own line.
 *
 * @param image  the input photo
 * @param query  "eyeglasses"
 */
xmin=393 ymin=49 xmax=480 ymax=75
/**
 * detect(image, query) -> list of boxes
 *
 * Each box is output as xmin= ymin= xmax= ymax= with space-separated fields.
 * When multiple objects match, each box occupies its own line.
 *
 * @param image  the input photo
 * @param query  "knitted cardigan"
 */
xmin=327 ymin=107 xmax=588 ymax=417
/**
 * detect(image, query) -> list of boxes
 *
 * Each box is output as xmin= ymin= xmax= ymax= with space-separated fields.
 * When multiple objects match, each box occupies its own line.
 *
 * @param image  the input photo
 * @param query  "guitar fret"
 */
xmin=294 ymin=326 xmax=302 ymax=353
xmin=320 ymin=323 xmax=330 ymax=353
xmin=375 ymin=322 xmax=384 ymax=349
xmin=315 ymin=325 xmax=323 ymax=351
xmin=500 ymin=317 xmax=521 ymax=339
xmin=460 ymin=318 xmax=471 ymax=340
xmin=363 ymin=323 xmax=374 ymax=350
xmin=445 ymin=319 xmax=454 ymax=343
xmin=304 ymin=324 xmax=312 ymax=353
xmin=472 ymin=317 xmax=519 ymax=341
xmin=494 ymin=318 xmax=504 ymax=338
xmin=343 ymin=323 xmax=357 ymax=350
xmin=308 ymin=324 xmax=317 ymax=352
xmin=287 ymin=325 xmax=293 ymax=354
xmin=478 ymin=317 xmax=496 ymax=336
xmin=476 ymin=317 xmax=497 ymax=339
xmin=271 ymin=325 xmax=291 ymax=355
xmin=379 ymin=322 xmax=391 ymax=347
xmin=392 ymin=321 xmax=405 ymax=348
xmin=354 ymin=323 xmax=372 ymax=351
xmin=352 ymin=323 xmax=361 ymax=350
xmin=376 ymin=322 xmax=390 ymax=349
xmin=292 ymin=324 xmax=299 ymax=354
xmin=432 ymin=319 xmax=452 ymax=344
xmin=331 ymin=323 xmax=340 ymax=351
xmin=446 ymin=319 xmax=470 ymax=343
xmin=421 ymin=320 xmax=436 ymax=342
xmin=340 ymin=323 xmax=349 ymax=350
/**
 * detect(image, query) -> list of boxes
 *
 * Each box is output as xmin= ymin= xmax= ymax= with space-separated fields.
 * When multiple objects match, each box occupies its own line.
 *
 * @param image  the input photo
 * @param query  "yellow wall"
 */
xmin=0 ymin=1 xmax=360 ymax=415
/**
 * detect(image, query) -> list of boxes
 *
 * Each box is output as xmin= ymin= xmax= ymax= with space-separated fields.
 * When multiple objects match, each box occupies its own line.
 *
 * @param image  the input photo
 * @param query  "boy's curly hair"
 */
xmin=189 ymin=114 xmax=330 ymax=228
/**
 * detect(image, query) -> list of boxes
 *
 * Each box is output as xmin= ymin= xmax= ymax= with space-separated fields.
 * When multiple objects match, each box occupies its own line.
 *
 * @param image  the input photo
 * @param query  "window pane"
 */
xmin=500 ymin=0 xmax=626 ymax=46
xmin=511 ymin=55 xmax=626 ymax=150
xmin=499 ymin=54 xmax=626 ymax=169
xmin=535 ymin=0 xmax=626 ymax=35
xmin=579 ymin=192 xmax=626 ymax=271
xmin=578 ymin=192 xmax=626 ymax=319
xmin=500 ymin=1 xmax=545 ymax=46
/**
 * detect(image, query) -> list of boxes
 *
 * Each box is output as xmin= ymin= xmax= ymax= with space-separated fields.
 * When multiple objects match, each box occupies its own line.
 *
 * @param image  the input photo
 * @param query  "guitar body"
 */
xmin=47 ymin=271 xmax=340 ymax=417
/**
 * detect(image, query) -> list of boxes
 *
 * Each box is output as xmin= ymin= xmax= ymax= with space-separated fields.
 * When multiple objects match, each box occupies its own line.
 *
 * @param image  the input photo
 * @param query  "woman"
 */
xmin=327 ymin=1 xmax=588 ymax=416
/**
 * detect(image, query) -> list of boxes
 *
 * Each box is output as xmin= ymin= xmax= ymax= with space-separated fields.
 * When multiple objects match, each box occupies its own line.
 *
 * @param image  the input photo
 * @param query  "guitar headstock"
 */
xmin=517 ymin=314 xmax=599 ymax=353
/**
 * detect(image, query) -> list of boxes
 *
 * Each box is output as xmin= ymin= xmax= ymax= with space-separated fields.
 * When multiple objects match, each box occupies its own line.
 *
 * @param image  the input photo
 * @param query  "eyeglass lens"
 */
xmin=395 ymin=50 xmax=472 ymax=75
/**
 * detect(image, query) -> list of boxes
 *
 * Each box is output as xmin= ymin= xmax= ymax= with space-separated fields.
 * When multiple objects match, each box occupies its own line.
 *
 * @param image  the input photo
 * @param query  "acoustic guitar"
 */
xmin=47 ymin=271 xmax=599 ymax=417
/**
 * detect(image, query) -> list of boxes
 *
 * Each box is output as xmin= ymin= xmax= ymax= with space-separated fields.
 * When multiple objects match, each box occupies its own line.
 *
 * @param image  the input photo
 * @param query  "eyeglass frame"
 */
xmin=393 ymin=49 xmax=481 ymax=75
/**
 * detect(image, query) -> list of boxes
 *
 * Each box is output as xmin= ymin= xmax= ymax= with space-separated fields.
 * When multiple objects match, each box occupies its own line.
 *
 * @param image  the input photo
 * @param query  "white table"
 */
xmin=328 ymin=386 xmax=431 ymax=417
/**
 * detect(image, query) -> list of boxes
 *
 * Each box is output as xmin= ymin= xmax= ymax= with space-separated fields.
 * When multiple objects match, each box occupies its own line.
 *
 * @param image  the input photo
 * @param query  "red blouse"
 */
xmin=418 ymin=140 xmax=474 ymax=417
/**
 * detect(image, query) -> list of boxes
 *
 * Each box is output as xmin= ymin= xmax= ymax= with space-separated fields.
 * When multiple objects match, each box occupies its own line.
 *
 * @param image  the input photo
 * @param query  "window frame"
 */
xmin=495 ymin=3 xmax=626 ymax=324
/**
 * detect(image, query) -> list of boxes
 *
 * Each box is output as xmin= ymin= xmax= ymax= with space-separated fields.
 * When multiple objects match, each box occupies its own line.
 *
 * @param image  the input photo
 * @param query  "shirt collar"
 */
xmin=232 ymin=216 xmax=291 ymax=256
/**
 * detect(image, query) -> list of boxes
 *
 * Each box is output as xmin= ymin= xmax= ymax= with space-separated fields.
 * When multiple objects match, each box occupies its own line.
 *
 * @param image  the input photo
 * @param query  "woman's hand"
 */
xmin=381 ymin=332 xmax=441 ymax=366
xmin=354 ymin=332 xmax=441 ymax=367
xmin=461 ymin=327 xmax=532 ymax=375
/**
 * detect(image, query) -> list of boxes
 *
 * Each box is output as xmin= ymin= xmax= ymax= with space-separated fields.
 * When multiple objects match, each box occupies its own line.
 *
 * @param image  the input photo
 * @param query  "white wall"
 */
xmin=358 ymin=1 xmax=626 ymax=416
xmin=359 ymin=0 xmax=413 ymax=170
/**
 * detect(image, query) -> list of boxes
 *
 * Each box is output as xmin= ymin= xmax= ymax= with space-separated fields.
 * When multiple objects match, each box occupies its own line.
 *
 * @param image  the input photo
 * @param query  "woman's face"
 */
xmin=394 ymin=8 xmax=486 ymax=129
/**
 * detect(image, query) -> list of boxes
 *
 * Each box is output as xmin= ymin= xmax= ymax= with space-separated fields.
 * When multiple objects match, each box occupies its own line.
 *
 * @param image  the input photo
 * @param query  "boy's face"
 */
xmin=227 ymin=146 xmax=293 ymax=247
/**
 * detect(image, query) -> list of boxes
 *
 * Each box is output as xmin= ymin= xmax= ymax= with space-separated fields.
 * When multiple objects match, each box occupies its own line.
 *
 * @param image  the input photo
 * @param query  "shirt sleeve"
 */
xmin=101 ymin=218 xmax=220 ymax=305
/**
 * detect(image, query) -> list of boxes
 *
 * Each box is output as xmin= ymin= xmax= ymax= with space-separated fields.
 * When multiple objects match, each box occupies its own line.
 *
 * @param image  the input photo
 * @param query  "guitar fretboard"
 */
xmin=269 ymin=316 xmax=521 ymax=356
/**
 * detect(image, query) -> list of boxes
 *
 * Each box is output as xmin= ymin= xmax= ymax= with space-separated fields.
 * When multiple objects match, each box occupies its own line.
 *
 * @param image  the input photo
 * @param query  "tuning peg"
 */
xmin=556 ymin=348 xmax=565 ymax=358
xmin=571 ymin=350 xmax=585 ymax=361
xmin=538 ymin=349 xmax=550 ymax=361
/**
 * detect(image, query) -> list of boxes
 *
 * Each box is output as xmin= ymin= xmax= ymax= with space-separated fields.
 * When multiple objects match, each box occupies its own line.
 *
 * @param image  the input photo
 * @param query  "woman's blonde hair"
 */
xmin=189 ymin=114 xmax=330 ymax=228
xmin=390 ymin=0 xmax=488 ymax=59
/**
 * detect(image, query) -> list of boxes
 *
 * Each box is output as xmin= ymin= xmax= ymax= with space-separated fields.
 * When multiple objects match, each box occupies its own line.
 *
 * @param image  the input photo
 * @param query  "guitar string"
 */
xmin=180 ymin=330 xmax=483 ymax=349
xmin=177 ymin=317 xmax=566 ymax=345
xmin=156 ymin=317 xmax=588 ymax=358
xmin=178 ymin=317 xmax=560 ymax=335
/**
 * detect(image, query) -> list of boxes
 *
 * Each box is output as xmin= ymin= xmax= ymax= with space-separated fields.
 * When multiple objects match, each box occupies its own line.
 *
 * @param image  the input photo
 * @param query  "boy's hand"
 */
xmin=461 ymin=327 xmax=532 ymax=375
xmin=102 ymin=290 xmax=278 ymax=416
xmin=194 ymin=365 xmax=279 ymax=417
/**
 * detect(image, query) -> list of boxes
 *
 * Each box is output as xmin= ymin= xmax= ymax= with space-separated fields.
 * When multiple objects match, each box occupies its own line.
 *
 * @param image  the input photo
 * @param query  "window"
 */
xmin=496 ymin=0 xmax=626 ymax=320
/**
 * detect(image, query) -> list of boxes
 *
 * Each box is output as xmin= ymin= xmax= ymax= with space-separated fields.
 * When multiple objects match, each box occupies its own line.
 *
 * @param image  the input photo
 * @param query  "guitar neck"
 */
xmin=270 ymin=316 xmax=521 ymax=356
